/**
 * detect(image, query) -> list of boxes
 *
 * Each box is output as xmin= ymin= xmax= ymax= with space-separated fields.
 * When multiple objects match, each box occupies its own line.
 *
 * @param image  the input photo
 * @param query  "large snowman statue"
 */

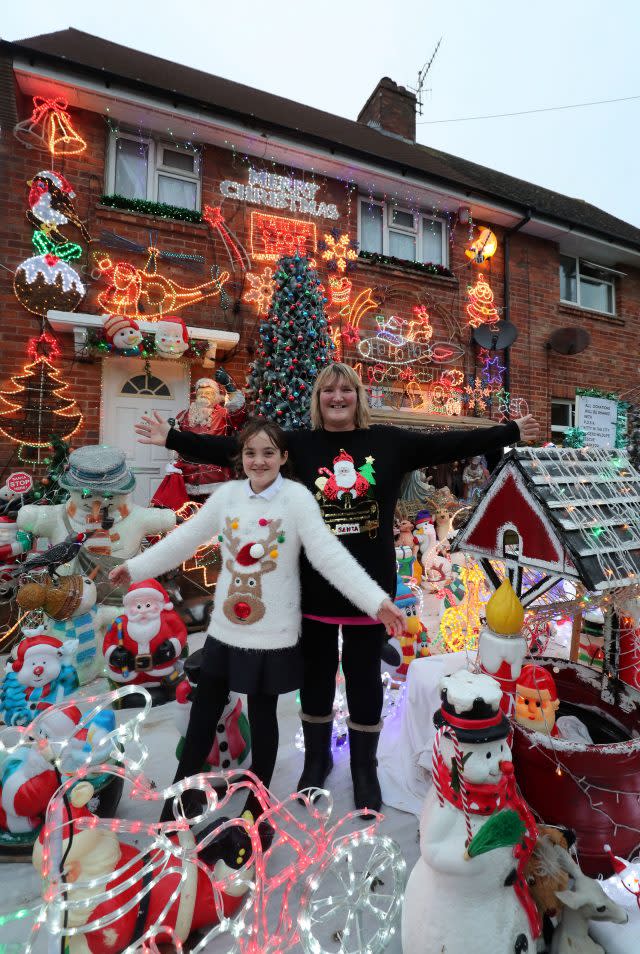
xmin=17 ymin=446 xmax=175 ymax=602
xmin=402 ymin=669 xmax=540 ymax=954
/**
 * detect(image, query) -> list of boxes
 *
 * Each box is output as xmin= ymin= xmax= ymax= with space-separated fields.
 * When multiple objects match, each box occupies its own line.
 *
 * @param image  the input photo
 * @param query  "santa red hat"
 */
xmin=11 ymin=634 xmax=65 ymax=673
xmin=604 ymin=844 xmax=630 ymax=876
xmin=235 ymin=542 xmax=267 ymax=566
xmin=154 ymin=316 xmax=189 ymax=342
xmin=333 ymin=449 xmax=354 ymax=467
xmin=517 ymin=664 xmax=558 ymax=700
xmin=34 ymin=700 xmax=82 ymax=728
xmin=103 ymin=314 xmax=140 ymax=345
xmin=123 ymin=579 xmax=173 ymax=610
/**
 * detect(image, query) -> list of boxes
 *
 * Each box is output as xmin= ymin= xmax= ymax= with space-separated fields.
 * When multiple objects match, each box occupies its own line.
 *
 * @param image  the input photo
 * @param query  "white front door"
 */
xmin=101 ymin=359 xmax=190 ymax=506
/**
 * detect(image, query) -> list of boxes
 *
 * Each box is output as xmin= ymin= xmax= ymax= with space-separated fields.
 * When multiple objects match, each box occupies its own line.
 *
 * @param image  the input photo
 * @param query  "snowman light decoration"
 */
xmin=153 ymin=315 xmax=189 ymax=358
xmin=402 ymin=668 xmax=540 ymax=954
xmin=102 ymin=314 xmax=142 ymax=356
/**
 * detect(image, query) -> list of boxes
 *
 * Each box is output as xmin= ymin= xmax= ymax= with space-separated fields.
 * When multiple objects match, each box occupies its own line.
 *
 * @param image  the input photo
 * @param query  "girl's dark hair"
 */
xmin=233 ymin=417 xmax=293 ymax=477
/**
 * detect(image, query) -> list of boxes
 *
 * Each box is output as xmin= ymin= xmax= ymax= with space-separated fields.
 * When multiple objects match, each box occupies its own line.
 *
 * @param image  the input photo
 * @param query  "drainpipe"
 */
xmin=503 ymin=209 xmax=532 ymax=396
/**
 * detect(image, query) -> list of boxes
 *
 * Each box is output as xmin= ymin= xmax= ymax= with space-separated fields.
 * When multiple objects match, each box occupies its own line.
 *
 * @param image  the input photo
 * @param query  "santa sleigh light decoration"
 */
xmin=454 ymin=445 xmax=640 ymax=875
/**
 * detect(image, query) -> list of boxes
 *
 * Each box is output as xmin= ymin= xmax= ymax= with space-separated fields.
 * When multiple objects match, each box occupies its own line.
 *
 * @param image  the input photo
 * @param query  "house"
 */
xmin=2 ymin=28 xmax=640 ymax=502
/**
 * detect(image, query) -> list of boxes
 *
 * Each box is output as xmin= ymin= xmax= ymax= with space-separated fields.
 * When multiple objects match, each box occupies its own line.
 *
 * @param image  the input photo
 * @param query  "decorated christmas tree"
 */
xmin=248 ymin=253 xmax=334 ymax=428
xmin=0 ymin=332 xmax=83 ymax=465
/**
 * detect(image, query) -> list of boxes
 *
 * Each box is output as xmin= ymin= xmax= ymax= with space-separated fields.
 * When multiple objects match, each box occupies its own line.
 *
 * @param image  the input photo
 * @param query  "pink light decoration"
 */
xmin=203 ymin=204 xmax=251 ymax=272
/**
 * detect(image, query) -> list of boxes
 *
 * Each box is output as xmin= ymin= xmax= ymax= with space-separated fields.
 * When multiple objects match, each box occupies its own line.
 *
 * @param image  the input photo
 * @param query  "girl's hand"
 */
xmin=135 ymin=411 xmax=170 ymax=447
xmin=377 ymin=598 xmax=405 ymax=637
xmin=514 ymin=414 xmax=540 ymax=443
xmin=109 ymin=564 xmax=132 ymax=590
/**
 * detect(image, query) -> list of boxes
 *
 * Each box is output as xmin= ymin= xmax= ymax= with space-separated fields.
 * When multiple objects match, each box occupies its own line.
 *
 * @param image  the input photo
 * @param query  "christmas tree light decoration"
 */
xmin=202 ymin=204 xmax=251 ymax=272
xmin=243 ymin=267 xmax=275 ymax=311
xmin=466 ymin=276 xmax=500 ymax=327
xmin=465 ymin=227 xmax=498 ymax=264
xmin=248 ymin=254 xmax=334 ymax=429
xmin=0 ymin=333 xmax=83 ymax=465
xmin=94 ymin=249 xmax=229 ymax=319
xmin=250 ymin=211 xmax=317 ymax=262
xmin=14 ymin=97 xmax=87 ymax=156
xmin=320 ymin=231 xmax=358 ymax=272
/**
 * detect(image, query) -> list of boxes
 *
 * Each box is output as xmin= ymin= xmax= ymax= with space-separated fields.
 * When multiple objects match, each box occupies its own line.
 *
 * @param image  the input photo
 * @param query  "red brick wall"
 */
xmin=1 ymin=96 xmax=639 ymax=479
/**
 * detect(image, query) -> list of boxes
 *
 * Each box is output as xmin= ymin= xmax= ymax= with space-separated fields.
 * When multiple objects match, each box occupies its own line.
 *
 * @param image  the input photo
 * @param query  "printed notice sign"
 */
xmin=575 ymin=395 xmax=618 ymax=448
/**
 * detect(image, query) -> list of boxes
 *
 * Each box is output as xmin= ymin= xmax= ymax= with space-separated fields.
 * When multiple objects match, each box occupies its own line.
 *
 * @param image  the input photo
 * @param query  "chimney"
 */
xmin=357 ymin=77 xmax=417 ymax=142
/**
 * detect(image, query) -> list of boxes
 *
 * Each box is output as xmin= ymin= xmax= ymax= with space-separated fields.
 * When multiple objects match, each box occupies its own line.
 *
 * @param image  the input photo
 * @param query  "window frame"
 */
xmin=106 ymin=130 xmax=202 ymax=212
xmin=358 ymin=197 xmax=448 ymax=267
xmin=550 ymin=398 xmax=576 ymax=438
xmin=559 ymin=255 xmax=616 ymax=316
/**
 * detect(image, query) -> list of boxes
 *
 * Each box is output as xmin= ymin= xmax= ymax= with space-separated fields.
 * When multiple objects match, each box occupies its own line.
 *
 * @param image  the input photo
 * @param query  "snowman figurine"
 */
xmin=0 ymin=630 xmax=79 ymax=726
xmin=102 ymin=314 xmax=143 ymax=356
xmin=402 ymin=669 xmax=540 ymax=954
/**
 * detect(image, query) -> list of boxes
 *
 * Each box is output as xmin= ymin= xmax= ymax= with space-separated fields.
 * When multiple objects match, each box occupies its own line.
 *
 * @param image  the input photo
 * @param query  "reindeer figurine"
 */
xmin=550 ymin=846 xmax=628 ymax=954
xmin=221 ymin=517 xmax=283 ymax=625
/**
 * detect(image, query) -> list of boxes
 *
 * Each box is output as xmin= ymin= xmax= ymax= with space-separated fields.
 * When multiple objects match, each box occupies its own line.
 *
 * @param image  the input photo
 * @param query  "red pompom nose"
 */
xmin=234 ymin=602 xmax=251 ymax=620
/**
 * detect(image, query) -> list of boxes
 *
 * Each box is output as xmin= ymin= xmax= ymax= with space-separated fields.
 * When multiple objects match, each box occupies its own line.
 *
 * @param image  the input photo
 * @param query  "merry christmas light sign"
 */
xmin=220 ymin=168 xmax=339 ymax=218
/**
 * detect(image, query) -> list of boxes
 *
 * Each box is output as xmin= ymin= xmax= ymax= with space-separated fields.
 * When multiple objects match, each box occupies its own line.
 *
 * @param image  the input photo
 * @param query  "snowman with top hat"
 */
xmin=402 ymin=668 xmax=540 ymax=954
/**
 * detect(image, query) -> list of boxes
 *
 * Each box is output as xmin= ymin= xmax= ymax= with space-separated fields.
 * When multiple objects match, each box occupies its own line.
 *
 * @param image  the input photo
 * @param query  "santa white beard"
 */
xmin=335 ymin=466 xmax=357 ymax=488
xmin=127 ymin=615 xmax=162 ymax=650
xmin=187 ymin=398 xmax=217 ymax=428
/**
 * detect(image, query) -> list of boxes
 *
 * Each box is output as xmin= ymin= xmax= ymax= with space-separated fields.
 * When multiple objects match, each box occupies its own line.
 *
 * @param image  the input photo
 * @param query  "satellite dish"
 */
xmin=472 ymin=320 xmax=519 ymax=351
xmin=547 ymin=327 xmax=591 ymax=356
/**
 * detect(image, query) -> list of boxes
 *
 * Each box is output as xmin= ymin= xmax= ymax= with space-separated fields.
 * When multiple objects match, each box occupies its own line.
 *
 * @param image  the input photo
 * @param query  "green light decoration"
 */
xmin=100 ymin=194 xmax=203 ymax=223
xmin=31 ymin=229 xmax=82 ymax=262
xmin=358 ymin=250 xmax=454 ymax=278
xmin=83 ymin=329 xmax=209 ymax=361
xmin=563 ymin=427 xmax=586 ymax=449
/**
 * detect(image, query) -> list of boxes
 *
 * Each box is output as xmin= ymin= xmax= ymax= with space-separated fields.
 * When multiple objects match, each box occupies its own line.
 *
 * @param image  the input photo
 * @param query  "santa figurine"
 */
xmin=402 ymin=668 xmax=540 ymax=954
xmin=31 ymin=781 xmax=249 ymax=953
xmin=514 ymin=664 xmax=592 ymax=743
xmin=0 ymin=515 xmax=32 ymax=600
xmin=102 ymin=313 xmax=142 ymax=356
xmin=317 ymin=449 xmax=369 ymax=502
xmin=153 ymin=315 xmax=190 ymax=358
xmin=0 ymin=630 xmax=79 ymax=726
xmin=153 ymin=370 xmax=245 ymax=507
xmin=102 ymin=579 xmax=187 ymax=700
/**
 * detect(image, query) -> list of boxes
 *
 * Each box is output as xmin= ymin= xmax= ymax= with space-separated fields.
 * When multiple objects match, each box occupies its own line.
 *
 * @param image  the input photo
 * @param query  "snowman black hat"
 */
xmin=433 ymin=669 xmax=510 ymax=743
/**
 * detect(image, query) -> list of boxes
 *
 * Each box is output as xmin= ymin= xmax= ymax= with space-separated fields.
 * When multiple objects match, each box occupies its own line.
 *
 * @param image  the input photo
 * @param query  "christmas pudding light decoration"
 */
xmin=14 ymin=97 xmax=87 ymax=155
xmin=0 ymin=332 xmax=83 ymax=465
xmin=466 ymin=276 xmax=499 ymax=327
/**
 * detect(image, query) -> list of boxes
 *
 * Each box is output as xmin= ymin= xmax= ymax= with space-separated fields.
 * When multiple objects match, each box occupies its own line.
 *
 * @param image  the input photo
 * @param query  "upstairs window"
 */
xmin=106 ymin=132 xmax=202 ymax=211
xmin=359 ymin=198 xmax=448 ymax=266
xmin=559 ymin=256 xmax=616 ymax=315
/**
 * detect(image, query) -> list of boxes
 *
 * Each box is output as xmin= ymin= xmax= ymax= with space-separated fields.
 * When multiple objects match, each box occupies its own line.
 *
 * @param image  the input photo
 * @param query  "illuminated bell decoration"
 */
xmin=13 ymin=96 xmax=87 ymax=156
xmin=485 ymin=579 xmax=525 ymax=635
xmin=465 ymin=228 xmax=498 ymax=264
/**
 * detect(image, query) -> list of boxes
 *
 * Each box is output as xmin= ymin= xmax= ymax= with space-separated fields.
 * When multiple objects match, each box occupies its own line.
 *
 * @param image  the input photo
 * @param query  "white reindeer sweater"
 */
xmin=126 ymin=478 xmax=389 ymax=651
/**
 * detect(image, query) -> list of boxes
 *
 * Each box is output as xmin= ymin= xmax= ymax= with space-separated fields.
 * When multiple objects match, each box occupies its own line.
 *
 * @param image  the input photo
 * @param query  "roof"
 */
xmin=6 ymin=28 xmax=640 ymax=252
xmin=454 ymin=446 xmax=640 ymax=592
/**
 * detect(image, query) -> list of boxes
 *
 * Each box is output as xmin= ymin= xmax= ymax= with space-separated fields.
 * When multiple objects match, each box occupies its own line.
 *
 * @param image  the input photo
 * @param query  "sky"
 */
xmin=5 ymin=1 xmax=640 ymax=226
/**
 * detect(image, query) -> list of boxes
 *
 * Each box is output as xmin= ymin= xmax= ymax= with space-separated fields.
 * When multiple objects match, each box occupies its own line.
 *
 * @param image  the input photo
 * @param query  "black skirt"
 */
xmin=199 ymin=636 xmax=302 ymax=695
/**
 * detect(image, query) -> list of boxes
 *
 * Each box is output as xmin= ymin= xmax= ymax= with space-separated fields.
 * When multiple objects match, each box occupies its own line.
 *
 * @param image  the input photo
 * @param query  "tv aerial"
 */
xmin=472 ymin=320 xmax=519 ymax=351
xmin=412 ymin=37 xmax=443 ymax=117
xmin=546 ymin=327 xmax=591 ymax=356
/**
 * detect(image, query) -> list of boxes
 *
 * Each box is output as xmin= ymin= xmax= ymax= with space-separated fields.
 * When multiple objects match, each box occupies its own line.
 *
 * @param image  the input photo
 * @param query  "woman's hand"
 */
xmin=135 ymin=411 xmax=170 ymax=447
xmin=109 ymin=564 xmax=132 ymax=590
xmin=514 ymin=414 xmax=540 ymax=443
xmin=377 ymin=598 xmax=405 ymax=638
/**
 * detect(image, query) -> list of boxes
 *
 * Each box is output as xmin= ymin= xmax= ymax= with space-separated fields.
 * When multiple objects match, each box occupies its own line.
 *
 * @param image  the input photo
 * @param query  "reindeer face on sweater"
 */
xmin=221 ymin=517 xmax=282 ymax=626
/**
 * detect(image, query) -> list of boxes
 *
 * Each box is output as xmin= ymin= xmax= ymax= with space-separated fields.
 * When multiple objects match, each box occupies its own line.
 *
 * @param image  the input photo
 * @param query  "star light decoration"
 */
xmin=243 ymin=267 xmax=275 ymax=312
xmin=481 ymin=353 xmax=506 ymax=387
xmin=341 ymin=323 xmax=361 ymax=346
xmin=463 ymin=376 xmax=493 ymax=412
xmin=320 ymin=231 xmax=358 ymax=273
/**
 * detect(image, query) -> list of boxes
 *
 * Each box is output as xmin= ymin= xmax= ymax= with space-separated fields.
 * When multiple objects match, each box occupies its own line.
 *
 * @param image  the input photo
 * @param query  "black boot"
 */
xmin=348 ymin=720 xmax=383 ymax=814
xmin=296 ymin=714 xmax=334 ymax=795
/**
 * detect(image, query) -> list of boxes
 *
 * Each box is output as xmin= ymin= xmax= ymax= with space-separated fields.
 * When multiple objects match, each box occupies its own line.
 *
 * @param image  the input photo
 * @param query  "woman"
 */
xmin=136 ymin=363 xmax=539 ymax=811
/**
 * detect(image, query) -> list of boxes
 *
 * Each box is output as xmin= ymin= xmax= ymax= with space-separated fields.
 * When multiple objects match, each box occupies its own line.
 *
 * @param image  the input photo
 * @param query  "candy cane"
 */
xmin=432 ymin=725 xmax=473 ymax=846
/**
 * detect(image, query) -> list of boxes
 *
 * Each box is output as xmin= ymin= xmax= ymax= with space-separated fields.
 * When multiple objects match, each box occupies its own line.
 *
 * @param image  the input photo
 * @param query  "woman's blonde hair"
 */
xmin=310 ymin=363 xmax=371 ymax=430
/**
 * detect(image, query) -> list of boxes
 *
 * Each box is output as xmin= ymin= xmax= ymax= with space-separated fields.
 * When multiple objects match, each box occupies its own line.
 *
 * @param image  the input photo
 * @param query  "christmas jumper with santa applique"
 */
xmin=125 ymin=478 xmax=389 ymax=651
xmin=166 ymin=421 xmax=520 ymax=618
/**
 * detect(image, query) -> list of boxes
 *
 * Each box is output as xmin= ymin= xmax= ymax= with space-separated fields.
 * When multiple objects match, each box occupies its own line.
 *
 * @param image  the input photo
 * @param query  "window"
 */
xmin=121 ymin=373 xmax=171 ymax=397
xmin=551 ymin=398 xmax=575 ymax=438
xmin=358 ymin=198 xmax=448 ymax=266
xmin=559 ymin=256 xmax=615 ymax=315
xmin=107 ymin=132 xmax=201 ymax=211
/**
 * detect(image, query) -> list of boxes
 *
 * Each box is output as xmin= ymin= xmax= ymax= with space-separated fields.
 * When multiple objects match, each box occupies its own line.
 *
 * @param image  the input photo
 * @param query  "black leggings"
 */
xmin=299 ymin=618 xmax=386 ymax=726
xmin=172 ymin=667 xmax=279 ymax=817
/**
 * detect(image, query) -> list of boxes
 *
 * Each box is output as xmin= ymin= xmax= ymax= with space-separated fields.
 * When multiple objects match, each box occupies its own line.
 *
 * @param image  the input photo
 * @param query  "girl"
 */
xmin=109 ymin=419 xmax=403 ymax=825
xmin=137 ymin=364 xmax=539 ymax=811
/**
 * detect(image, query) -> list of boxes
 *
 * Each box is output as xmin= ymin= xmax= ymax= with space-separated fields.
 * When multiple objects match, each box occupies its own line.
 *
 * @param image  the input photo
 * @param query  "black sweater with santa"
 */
xmin=167 ymin=421 xmax=519 ymax=617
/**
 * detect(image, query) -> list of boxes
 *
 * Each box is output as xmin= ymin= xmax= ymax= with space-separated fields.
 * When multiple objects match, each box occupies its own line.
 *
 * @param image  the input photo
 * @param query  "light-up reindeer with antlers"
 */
xmin=221 ymin=517 xmax=283 ymax=625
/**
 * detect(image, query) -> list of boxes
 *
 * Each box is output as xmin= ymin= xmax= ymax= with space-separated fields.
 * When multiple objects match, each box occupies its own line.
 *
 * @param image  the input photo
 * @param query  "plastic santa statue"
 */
xmin=402 ymin=669 xmax=540 ymax=954
xmin=153 ymin=370 xmax=245 ymax=508
xmin=153 ymin=315 xmax=190 ymax=358
xmin=17 ymin=445 xmax=176 ymax=602
xmin=102 ymin=313 xmax=142 ymax=355
xmin=514 ymin=664 xmax=592 ymax=744
xmin=31 ymin=781 xmax=249 ymax=953
xmin=0 ymin=629 xmax=79 ymax=725
xmin=103 ymin=579 xmax=187 ymax=697
xmin=0 ymin=514 xmax=32 ymax=600
xmin=477 ymin=579 xmax=529 ymax=715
